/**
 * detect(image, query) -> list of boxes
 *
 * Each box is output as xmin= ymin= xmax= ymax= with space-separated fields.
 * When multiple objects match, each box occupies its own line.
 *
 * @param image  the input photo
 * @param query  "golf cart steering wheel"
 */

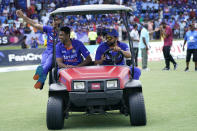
xmin=103 ymin=48 xmax=124 ymax=65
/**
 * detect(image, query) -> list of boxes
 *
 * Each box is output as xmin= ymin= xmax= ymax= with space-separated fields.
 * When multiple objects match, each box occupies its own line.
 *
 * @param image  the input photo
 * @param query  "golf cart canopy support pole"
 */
xmin=50 ymin=14 xmax=60 ymax=84
xmin=122 ymin=12 xmax=135 ymax=78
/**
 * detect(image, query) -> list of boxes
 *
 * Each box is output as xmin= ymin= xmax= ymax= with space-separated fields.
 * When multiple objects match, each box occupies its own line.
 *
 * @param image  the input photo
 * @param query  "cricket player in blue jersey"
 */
xmin=183 ymin=24 xmax=197 ymax=72
xmin=16 ymin=10 xmax=62 ymax=89
xmin=56 ymin=26 xmax=92 ymax=69
xmin=95 ymin=29 xmax=141 ymax=80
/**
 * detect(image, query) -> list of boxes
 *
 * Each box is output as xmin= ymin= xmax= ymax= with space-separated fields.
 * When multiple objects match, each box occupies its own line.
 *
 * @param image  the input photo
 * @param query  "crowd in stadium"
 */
xmin=0 ymin=0 xmax=196 ymax=48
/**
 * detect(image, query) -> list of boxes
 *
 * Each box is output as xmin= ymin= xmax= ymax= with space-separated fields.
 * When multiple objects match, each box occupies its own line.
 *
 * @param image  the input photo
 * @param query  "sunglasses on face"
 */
xmin=106 ymin=36 xmax=113 ymax=41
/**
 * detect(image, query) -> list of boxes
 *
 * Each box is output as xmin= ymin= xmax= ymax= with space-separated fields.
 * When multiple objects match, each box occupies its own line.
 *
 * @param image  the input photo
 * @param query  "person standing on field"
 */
xmin=139 ymin=24 xmax=150 ymax=71
xmin=160 ymin=22 xmax=178 ymax=71
xmin=130 ymin=24 xmax=139 ymax=67
xmin=183 ymin=24 xmax=197 ymax=72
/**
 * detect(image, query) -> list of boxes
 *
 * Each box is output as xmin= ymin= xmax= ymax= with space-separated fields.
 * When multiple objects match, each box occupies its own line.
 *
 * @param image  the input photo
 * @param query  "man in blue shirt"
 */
xmin=139 ymin=24 xmax=150 ymax=71
xmin=183 ymin=24 xmax=197 ymax=71
xmin=16 ymin=10 xmax=62 ymax=89
xmin=56 ymin=26 xmax=92 ymax=68
xmin=95 ymin=29 xmax=141 ymax=80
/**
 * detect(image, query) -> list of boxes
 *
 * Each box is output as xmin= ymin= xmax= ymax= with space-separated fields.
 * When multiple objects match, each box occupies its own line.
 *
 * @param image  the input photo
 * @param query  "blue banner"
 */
xmin=16 ymin=0 xmax=27 ymax=10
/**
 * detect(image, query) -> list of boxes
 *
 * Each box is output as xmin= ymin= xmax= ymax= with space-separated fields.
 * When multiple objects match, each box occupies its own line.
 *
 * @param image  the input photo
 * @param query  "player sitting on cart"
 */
xmin=56 ymin=26 xmax=92 ymax=69
xmin=95 ymin=29 xmax=141 ymax=80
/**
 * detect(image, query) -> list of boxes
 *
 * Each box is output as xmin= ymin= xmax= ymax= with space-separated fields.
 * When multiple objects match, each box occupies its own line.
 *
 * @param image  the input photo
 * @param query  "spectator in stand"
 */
xmin=24 ymin=24 xmax=31 ymax=35
xmin=35 ymin=1 xmax=42 ymax=14
xmin=130 ymin=24 xmax=139 ymax=67
xmin=158 ymin=8 xmax=163 ymax=20
xmin=179 ymin=20 xmax=186 ymax=38
xmin=0 ymin=12 xmax=7 ymax=24
xmin=16 ymin=9 xmax=62 ymax=89
xmin=160 ymin=22 xmax=178 ymax=71
xmin=182 ymin=24 xmax=197 ymax=71
xmin=7 ymin=16 xmax=14 ymax=28
xmin=3 ymin=26 xmax=10 ymax=35
xmin=18 ymin=23 xmax=24 ymax=34
xmin=189 ymin=9 xmax=196 ymax=19
xmin=3 ymin=5 xmax=9 ymax=17
xmin=174 ymin=20 xmax=180 ymax=39
xmin=154 ymin=19 xmax=160 ymax=39
xmin=0 ymin=21 xmax=4 ymax=36
xmin=21 ymin=36 xmax=27 ymax=49
xmin=10 ymin=23 xmax=20 ymax=36
xmin=148 ymin=20 xmax=154 ymax=40
xmin=41 ymin=13 xmax=49 ymax=26
xmin=0 ymin=0 xmax=195 ymax=49
xmin=10 ymin=3 xmax=16 ymax=16
xmin=30 ymin=36 xmax=39 ymax=48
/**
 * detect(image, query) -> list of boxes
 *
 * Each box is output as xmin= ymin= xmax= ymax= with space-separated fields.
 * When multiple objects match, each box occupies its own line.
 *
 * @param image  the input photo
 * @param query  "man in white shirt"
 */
xmin=130 ymin=24 xmax=139 ymax=66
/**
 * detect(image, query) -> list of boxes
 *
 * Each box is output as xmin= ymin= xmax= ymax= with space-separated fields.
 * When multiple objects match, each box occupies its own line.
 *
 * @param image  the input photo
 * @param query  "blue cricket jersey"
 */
xmin=184 ymin=30 xmax=197 ymax=49
xmin=43 ymin=26 xmax=59 ymax=51
xmin=95 ymin=41 xmax=129 ymax=65
xmin=56 ymin=39 xmax=90 ymax=66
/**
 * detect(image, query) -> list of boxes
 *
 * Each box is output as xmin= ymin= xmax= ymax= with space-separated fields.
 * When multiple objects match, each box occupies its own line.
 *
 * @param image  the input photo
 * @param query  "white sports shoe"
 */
xmin=142 ymin=68 xmax=150 ymax=71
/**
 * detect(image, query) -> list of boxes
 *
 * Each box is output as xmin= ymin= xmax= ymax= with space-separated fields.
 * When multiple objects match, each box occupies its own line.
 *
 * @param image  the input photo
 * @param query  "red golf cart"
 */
xmin=47 ymin=4 xmax=146 ymax=130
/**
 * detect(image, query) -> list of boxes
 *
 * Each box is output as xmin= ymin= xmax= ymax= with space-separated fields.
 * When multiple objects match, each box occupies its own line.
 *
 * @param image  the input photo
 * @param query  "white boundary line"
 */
xmin=0 ymin=65 xmax=38 ymax=73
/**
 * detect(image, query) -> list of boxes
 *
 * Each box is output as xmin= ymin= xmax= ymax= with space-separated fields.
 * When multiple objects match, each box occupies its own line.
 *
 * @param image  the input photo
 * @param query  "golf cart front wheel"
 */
xmin=47 ymin=96 xmax=64 ymax=129
xmin=128 ymin=92 xmax=146 ymax=126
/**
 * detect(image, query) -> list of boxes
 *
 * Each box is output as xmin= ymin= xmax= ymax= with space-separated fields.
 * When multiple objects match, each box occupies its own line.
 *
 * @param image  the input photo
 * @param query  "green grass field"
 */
xmin=0 ymin=60 xmax=197 ymax=131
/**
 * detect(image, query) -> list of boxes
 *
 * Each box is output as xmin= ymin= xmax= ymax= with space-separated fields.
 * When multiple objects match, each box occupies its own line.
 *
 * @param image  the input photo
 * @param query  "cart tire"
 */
xmin=129 ymin=92 xmax=146 ymax=126
xmin=47 ymin=96 xmax=64 ymax=129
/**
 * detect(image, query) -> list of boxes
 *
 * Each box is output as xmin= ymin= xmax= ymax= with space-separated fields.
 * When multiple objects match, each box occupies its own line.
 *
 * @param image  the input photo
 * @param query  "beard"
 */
xmin=107 ymin=41 xmax=115 ymax=46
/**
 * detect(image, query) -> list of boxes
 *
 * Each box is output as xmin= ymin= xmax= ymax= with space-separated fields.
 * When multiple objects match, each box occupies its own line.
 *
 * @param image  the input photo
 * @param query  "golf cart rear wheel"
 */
xmin=128 ymin=92 xmax=146 ymax=126
xmin=47 ymin=96 xmax=64 ymax=129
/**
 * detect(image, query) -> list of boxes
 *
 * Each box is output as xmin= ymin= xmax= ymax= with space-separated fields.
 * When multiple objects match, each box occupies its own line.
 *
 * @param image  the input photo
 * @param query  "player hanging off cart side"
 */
xmin=16 ymin=10 xmax=62 ymax=89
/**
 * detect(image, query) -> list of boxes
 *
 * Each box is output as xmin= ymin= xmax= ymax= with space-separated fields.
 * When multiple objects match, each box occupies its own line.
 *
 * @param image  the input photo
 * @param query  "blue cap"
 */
xmin=107 ymin=29 xmax=119 ymax=37
xmin=55 ymin=15 xmax=63 ymax=20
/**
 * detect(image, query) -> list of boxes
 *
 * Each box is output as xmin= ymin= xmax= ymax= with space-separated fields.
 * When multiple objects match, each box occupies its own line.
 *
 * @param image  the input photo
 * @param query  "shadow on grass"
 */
xmin=63 ymin=112 xmax=132 ymax=130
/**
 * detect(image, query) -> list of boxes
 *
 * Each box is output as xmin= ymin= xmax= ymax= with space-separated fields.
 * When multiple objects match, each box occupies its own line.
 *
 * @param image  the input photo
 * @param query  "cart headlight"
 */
xmin=74 ymin=82 xmax=85 ymax=90
xmin=107 ymin=80 xmax=118 ymax=88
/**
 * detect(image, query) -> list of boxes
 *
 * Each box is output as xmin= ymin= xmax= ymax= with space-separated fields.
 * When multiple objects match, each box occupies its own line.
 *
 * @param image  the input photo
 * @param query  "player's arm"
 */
xmin=95 ymin=45 xmax=106 ymax=65
xmin=182 ymin=32 xmax=188 ymax=51
xmin=121 ymin=50 xmax=131 ymax=58
xmin=130 ymin=31 xmax=139 ymax=42
xmin=56 ymin=58 xmax=68 ymax=68
xmin=130 ymin=31 xmax=135 ymax=41
xmin=183 ymin=33 xmax=187 ymax=51
xmin=159 ymin=26 xmax=166 ymax=38
xmin=182 ymin=40 xmax=187 ymax=51
xmin=16 ymin=10 xmax=43 ymax=32
xmin=77 ymin=43 xmax=92 ymax=66
xmin=56 ymin=44 xmax=69 ymax=68
xmin=161 ymin=29 xmax=166 ymax=38
xmin=113 ymin=46 xmax=131 ymax=58
xmin=142 ymin=37 xmax=149 ymax=51
xmin=77 ymin=55 xmax=92 ymax=67
xmin=95 ymin=55 xmax=106 ymax=65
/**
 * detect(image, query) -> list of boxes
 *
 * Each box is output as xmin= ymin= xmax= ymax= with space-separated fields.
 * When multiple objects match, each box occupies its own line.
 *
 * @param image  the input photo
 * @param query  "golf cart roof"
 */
xmin=50 ymin=4 xmax=132 ymax=16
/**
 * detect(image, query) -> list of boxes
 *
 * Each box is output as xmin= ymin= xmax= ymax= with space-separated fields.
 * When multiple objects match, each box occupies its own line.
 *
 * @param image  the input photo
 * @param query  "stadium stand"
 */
xmin=0 ymin=0 xmax=196 ymax=47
